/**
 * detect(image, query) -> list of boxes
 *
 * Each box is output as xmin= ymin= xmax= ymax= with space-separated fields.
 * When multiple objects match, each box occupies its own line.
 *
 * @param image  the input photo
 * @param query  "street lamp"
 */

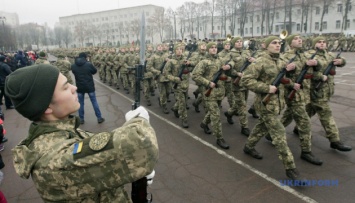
xmin=173 ymin=12 xmax=177 ymax=40
xmin=0 ymin=16 xmax=6 ymax=32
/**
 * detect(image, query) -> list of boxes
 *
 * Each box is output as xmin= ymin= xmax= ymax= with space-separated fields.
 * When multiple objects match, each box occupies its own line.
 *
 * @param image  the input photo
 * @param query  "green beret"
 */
xmin=39 ymin=51 xmax=46 ymax=57
xmin=223 ymin=40 xmax=231 ymax=46
xmin=206 ymin=42 xmax=217 ymax=50
xmin=174 ymin=43 xmax=184 ymax=52
xmin=286 ymin=34 xmax=297 ymax=46
xmin=312 ymin=36 xmax=326 ymax=48
xmin=264 ymin=36 xmax=279 ymax=48
xmin=231 ymin=37 xmax=242 ymax=46
xmin=5 ymin=64 xmax=60 ymax=121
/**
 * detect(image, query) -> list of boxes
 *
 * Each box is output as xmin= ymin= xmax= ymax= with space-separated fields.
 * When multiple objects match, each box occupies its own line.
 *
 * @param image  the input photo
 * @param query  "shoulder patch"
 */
xmin=73 ymin=132 xmax=114 ymax=160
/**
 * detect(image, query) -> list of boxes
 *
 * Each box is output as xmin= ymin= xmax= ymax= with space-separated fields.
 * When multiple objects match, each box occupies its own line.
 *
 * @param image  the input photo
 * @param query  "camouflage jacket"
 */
xmin=147 ymin=51 xmax=169 ymax=82
xmin=12 ymin=116 xmax=158 ymax=203
xmin=163 ymin=54 xmax=192 ymax=92
xmin=306 ymin=49 xmax=346 ymax=102
xmin=241 ymin=52 xmax=287 ymax=115
xmin=55 ymin=58 xmax=73 ymax=84
xmin=35 ymin=57 xmax=50 ymax=65
xmin=192 ymin=54 xmax=226 ymax=101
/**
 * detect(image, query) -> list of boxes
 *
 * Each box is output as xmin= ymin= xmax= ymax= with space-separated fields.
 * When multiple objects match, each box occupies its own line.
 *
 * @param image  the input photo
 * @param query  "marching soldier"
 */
xmin=163 ymin=43 xmax=192 ymax=128
xmin=35 ymin=51 xmax=50 ymax=64
xmin=192 ymin=42 xmax=233 ymax=149
xmin=306 ymin=36 xmax=352 ymax=151
xmin=241 ymin=36 xmax=304 ymax=181
xmin=54 ymin=53 xmax=73 ymax=85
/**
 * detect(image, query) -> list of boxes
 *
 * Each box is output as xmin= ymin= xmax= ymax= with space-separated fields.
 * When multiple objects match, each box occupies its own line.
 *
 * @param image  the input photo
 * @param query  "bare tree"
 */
xmin=342 ymin=0 xmax=352 ymax=31
xmin=206 ymin=0 xmax=217 ymax=39
xmin=62 ymin=26 xmax=72 ymax=48
xmin=74 ymin=21 xmax=86 ymax=47
xmin=318 ymin=0 xmax=332 ymax=33
xmin=54 ymin=27 xmax=63 ymax=47
xmin=176 ymin=5 xmax=187 ymax=40
xmin=149 ymin=7 xmax=168 ymax=42
xmin=267 ymin=0 xmax=278 ymax=35
xmin=238 ymin=0 xmax=251 ymax=37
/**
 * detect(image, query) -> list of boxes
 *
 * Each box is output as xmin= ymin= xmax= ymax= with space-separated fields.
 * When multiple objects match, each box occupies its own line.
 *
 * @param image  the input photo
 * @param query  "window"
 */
xmin=275 ymin=25 xmax=279 ymax=32
xmin=250 ymin=16 xmax=253 ymax=22
xmin=322 ymin=21 xmax=327 ymax=30
xmin=316 ymin=7 xmax=320 ymax=15
xmin=257 ymin=27 xmax=260 ymax=33
xmin=297 ymin=24 xmax=300 ymax=31
xmin=257 ymin=15 xmax=260 ymax=22
xmin=238 ymin=18 xmax=240 ymax=23
xmin=337 ymin=4 xmax=343 ymax=12
xmin=105 ymin=17 xmax=108 ymax=21
xmin=336 ymin=20 xmax=341 ymax=29
xmin=297 ymin=9 xmax=301 ymax=14
xmin=200 ymin=27 xmax=202 ymax=31
xmin=315 ymin=22 xmax=319 ymax=30
xmin=325 ymin=5 xmax=329 ymax=14
xmin=276 ymin=12 xmax=279 ymax=19
xmin=346 ymin=19 xmax=350 ymax=28
xmin=250 ymin=27 xmax=253 ymax=33
xmin=102 ymin=17 xmax=104 ymax=21
xmin=349 ymin=4 xmax=352 ymax=11
xmin=245 ymin=17 xmax=248 ymax=23
xmin=217 ymin=26 xmax=220 ymax=30
xmin=238 ymin=28 xmax=240 ymax=34
xmin=245 ymin=28 xmax=248 ymax=34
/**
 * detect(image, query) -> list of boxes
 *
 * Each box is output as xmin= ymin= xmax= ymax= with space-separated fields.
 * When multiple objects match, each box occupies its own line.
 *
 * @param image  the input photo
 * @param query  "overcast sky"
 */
xmin=1 ymin=0 xmax=204 ymax=28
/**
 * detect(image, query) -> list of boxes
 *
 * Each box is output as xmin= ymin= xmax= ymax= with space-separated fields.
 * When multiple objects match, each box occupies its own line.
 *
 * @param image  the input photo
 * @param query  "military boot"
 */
xmin=192 ymin=101 xmax=200 ymax=113
xmin=193 ymin=91 xmax=199 ymax=99
xmin=158 ymin=97 xmax=161 ymax=107
xmin=241 ymin=128 xmax=250 ymax=136
xmin=162 ymin=105 xmax=169 ymax=114
xmin=217 ymin=138 xmax=229 ymax=149
xmin=330 ymin=141 xmax=352 ymax=151
xmin=182 ymin=119 xmax=189 ymax=128
xmin=301 ymin=152 xmax=323 ymax=165
xmin=200 ymin=122 xmax=211 ymax=134
xmin=224 ymin=112 xmax=234 ymax=124
xmin=265 ymin=134 xmax=273 ymax=142
xmin=293 ymin=127 xmax=299 ymax=136
xmin=147 ymin=100 xmax=152 ymax=106
xmin=243 ymin=145 xmax=263 ymax=159
xmin=285 ymin=169 xmax=307 ymax=185
xmin=171 ymin=108 xmax=179 ymax=118
xmin=248 ymin=107 xmax=259 ymax=119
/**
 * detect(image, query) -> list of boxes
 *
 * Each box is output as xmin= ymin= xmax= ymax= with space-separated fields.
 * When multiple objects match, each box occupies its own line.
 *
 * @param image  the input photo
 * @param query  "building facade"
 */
xmin=59 ymin=5 xmax=163 ymax=48
xmin=0 ymin=11 xmax=19 ymax=27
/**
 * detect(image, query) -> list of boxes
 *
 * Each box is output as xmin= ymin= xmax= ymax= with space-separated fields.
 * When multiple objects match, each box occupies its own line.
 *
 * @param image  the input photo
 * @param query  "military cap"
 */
xmin=5 ymin=64 xmax=60 ymax=121
xmin=231 ymin=37 xmax=242 ymax=46
xmin=286 ymin=34 xmax=298 ymax=46
xmin=312 ymin=36 xmax=326 ymax=48
xmin=206 ymin=42 xmax=217 ymax=50
xmin=264 ymin=36 xmax=279 ymax=48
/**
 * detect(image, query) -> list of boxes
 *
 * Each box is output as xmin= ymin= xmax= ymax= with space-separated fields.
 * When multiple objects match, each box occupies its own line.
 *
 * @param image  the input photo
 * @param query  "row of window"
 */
xmin=63 ymin=12 xmax=150 ymax=26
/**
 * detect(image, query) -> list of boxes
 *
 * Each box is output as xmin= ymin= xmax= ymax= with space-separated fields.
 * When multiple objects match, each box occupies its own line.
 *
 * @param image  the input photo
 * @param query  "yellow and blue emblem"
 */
xmin=73 ymin=142 xmax=83 ymax=154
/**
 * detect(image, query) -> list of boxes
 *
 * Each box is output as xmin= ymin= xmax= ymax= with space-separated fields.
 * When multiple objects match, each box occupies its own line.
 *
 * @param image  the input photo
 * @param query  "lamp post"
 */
xmin=173 ymin=12 xmax=177 ymax=40
xmin=0 ymin=16 xmax=5 ymax=32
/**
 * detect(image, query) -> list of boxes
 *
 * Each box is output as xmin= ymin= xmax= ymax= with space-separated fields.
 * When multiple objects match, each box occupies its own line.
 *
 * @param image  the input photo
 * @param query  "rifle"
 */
xmin=131 ymin=12 xmax=153 ymax=203
xmin=233 ymin=51 xmax=257 ymax=86
xmin=159 ymin=54 xmax=172 ymax=74
xmin=314 ymin=49 xmax=342 ymax=91
xmin=262 ymin=55 xmax=297 ymax=105
xmin=173 ymin=51 xmax=193 ymax=89
xmin=204 ymin=56 xmax=233 ymax=97
xmin=287 ymin=49 xmax=319 ymax=101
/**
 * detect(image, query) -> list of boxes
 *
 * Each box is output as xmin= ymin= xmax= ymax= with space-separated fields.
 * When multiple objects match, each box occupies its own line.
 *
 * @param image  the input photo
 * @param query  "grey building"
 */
xmin=59 ymin=5 xmax=163 ymax=47
xmin=0 ymin=11 xmax=19 ymax=27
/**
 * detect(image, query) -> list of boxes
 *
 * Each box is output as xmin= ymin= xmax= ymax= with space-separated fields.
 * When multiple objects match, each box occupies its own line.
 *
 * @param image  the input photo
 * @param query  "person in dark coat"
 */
xmin=15 ymin=50 xmax=27 ymax=68
xmin=71 ymin=52 xmax=105 ymax=124
xmin=0 ymin=55 xmax=14 ymax=109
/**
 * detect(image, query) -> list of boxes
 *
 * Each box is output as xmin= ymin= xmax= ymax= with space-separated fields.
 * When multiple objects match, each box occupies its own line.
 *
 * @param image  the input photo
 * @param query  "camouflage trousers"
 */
xmin=193 ymin=85 xmax=206 ymax=110
xmin=306 ymin=101 xmax=340 ymax=142
xmin=246 ymin=113 xmax=296 ymax=170
xmin=99 ymin=65 xmax=106 ymax=82
xmin=120 ymin=72 xmax=129 ymax=90
xmin=172 ymin=89 xmax=187 ymax=120
xmin=110 ymin=68 xmax=118 ymax=86
xmin=143 ymin=78 xmax=153 ymax=101
xmin=281 ymin=103 xmax=312 ymax=152
xmin=227 ymin=90 xmax=248 ymax=128
xmin=158 ymin=82 xmax=170 ymax=107
xmin=128 ymin=73 xmax=136 ymax=93
xmin=224 ymin=82 xmax=234 ymax=108
xmin=106 ymin=66 xmax=113 ymax=85
xmin=203 ymin=100 xmax=223 ymax=139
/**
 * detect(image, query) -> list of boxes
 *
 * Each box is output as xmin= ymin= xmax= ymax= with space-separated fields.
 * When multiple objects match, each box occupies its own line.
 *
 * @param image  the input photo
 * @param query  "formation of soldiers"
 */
xmin=49 ymin=32 xmax=352 ymax=181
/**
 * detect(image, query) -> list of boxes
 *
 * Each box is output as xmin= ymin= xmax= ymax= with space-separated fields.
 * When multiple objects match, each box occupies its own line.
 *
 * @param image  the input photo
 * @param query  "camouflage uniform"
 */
xmin=142 ymin=47 xmax=155 ymax=105
xmin=12 ymin=116 xmax=158 ymax=202
xmin=335 ymin=34 xmax=346 ymax=51
xmin=281 ymin=49 xmax=313 ymax=153
xmin=99 ymin=51 xmax=107 ymax=82
xmin=306 ymin=49 xmax=347 ymax=143
xmin=105 ymin=51 xmax=115 ymax=86
xmin=54 ymin=55 xmax=73 ymax=84
xmin=35 ymin=57 xmax=50 ymax=65
xmin=241 ymin=52 xmax=297 ymax=170
xmin=163 ymin=47 xmax=192 ymax=126
xmin=192 ymin=53 xmax=231 ymax=146
xmin=119 ymin=48 xmax=129 ymax=91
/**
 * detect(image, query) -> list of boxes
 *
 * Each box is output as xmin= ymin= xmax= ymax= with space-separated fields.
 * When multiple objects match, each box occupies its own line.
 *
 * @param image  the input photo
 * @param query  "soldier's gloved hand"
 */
xmin=146 ymin=170 xmax=155 ymax=185
xmin=174 ymin=77 xmax=181 ymax=83
xmin=125 ymin=106 xmax=150 ymax=123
